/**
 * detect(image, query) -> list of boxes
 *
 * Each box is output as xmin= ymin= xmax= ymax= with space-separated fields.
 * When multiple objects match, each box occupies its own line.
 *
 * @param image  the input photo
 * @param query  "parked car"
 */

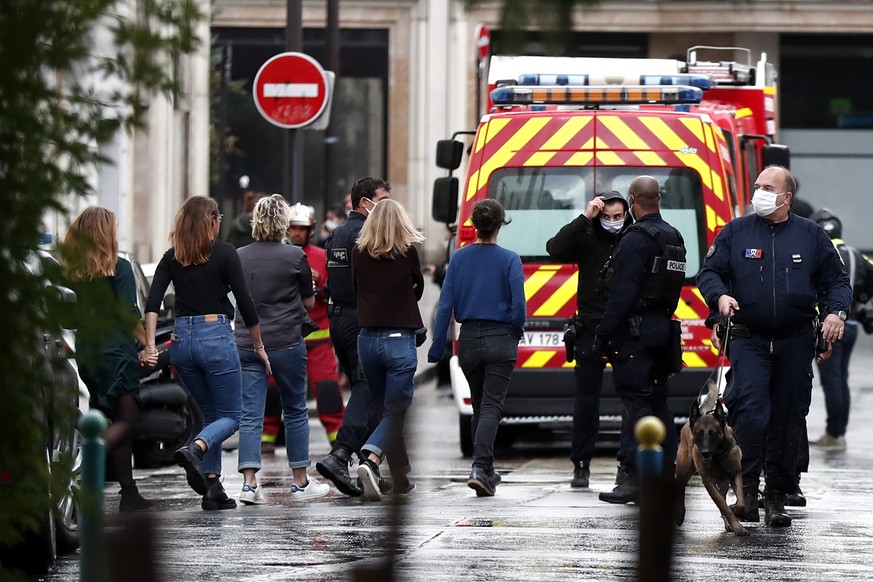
xmin=0 ymin=252 xmax=81 ymax=575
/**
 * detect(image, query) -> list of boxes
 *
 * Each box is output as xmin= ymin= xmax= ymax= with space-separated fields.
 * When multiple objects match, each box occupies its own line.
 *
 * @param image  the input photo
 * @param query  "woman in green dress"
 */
xmin=63 ymin=207 xmax=151 ymax=512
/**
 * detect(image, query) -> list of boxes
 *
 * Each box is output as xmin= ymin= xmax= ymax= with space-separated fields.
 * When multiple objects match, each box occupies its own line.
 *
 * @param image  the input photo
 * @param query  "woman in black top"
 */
xmin=144 ymin=196 xmax=270 ymax=510
xmin=62 ymin=207 xmax=151 ymax=511
xmin=352 ymin=199 xmax=425 ymax=501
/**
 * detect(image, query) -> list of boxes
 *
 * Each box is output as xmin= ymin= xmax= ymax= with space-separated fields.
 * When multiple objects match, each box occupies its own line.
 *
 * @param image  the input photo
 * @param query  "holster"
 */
xmin=563 ymin=319 xmax=577 ymax=363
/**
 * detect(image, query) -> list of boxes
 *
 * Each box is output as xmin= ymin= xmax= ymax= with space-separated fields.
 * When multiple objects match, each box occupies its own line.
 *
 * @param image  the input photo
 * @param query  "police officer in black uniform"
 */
xmin=698 ymin=165 xmax=852 ymax=527
xmin=546 ymin=191 xmax=633 ymax=488
xmin=315 ymin=177 xmax=392 ymax=496
xmin=593 ymin=176 xmax=687 ymax=504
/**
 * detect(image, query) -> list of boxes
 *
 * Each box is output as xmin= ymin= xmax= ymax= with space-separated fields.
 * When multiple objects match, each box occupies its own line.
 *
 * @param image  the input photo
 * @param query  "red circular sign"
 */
xmin=475 ymin=24 xmax=491 ymax=61
xmin=253 ymin=52 xmax=328 ymax=129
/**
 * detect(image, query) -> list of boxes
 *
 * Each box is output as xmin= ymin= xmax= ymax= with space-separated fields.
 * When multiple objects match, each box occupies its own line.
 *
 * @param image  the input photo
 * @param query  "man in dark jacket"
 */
xmin=593 ymin=177 xmax=687 ymax=504
xmin=698 ymin=166 xmax=852 ymax=527
xmin=546 ymin=191 xmax=632 ymax=489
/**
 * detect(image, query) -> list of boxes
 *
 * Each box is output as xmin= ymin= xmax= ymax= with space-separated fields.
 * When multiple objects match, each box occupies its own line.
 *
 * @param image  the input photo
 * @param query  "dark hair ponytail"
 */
xmin=471 ymin=199 xmax=510 ymax=239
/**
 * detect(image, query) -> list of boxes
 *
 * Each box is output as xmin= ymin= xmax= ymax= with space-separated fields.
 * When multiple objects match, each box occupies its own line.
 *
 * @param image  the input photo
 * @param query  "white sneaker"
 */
xmin=291 ymin=478 xmax=331 ymax=501
xmin=239 ymin=484 xmax=266 ymax=505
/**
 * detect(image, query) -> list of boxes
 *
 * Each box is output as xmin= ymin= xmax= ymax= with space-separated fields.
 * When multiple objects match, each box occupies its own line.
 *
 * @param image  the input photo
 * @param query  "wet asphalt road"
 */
xmin=41 ymin=331 xmax=873 ymax=581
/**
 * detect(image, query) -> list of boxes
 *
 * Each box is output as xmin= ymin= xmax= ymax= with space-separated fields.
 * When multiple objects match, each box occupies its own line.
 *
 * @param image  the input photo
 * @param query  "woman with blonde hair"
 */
xmin=235 ymin=194 xmax=330 ymax=504
xmin=352 ymin=199 xmax=425 ymax=500
xmin=62 ymin=207 xmax=151 ymax=511
xmin=144 ymin=196 xmax=270 ymax=510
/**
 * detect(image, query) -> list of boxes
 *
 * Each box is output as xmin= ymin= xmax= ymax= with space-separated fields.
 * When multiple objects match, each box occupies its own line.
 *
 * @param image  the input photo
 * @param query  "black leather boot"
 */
xmin=764 ymin=489 xmax=792 ymax=527
xmin=786 ymin=485 xmax=807 ymax=507
xmin=119 ymin=484 xmax=153 ymax=512
xmin=570 ymin=461 xmax=590 ymax=488
xmin=174 ymin=441 xmax=207 ymax=495
xmin=730 ymin=481 xmax=760 ymax=522
xmin=316 ymin=447 xmax=363 ymax=497
xmin=598 ymin=465 xmax=638 ymax=504
xmin=202 ymin=476 xmax=236 ymax=511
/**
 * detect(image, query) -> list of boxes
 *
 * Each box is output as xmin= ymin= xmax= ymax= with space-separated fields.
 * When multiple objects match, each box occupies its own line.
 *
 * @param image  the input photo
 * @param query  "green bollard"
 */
xmin=78 ymin=410 xmax=108 ymax=582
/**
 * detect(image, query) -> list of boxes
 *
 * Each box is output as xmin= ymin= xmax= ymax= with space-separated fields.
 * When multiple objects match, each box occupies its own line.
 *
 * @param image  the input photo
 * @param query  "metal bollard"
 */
xmin=635 ymin=415 xmax=674 ymax=582
xmin=635 ymin=415 xmax=666 ymax=477
xmin=78 ymin=410 xmax=108 ymax=582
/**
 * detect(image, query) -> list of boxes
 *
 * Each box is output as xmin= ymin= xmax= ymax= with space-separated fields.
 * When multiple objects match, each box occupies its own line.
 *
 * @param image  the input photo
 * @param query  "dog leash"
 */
xmin=695 ymin=316 xmax=733 ymax=410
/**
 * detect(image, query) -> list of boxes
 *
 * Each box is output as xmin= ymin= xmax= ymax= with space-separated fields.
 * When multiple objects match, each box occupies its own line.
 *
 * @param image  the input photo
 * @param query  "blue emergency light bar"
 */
xmin=639 ymin=74 xmax=712 ymax=90
xmin=491 ymin=85 xmax=703 ymax=106
xmin=518 ymin=74 xmax=590 ymax=86
xmin=516 ymin=73 xmax=711 ymax=90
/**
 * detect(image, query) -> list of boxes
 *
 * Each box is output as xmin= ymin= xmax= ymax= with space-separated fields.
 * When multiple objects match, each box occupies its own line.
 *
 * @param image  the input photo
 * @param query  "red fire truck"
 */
xmin=432 ymin=47 xmax=790 ymax=455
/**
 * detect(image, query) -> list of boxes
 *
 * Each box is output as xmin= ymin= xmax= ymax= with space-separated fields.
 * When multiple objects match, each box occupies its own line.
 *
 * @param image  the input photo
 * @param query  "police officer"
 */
xmin=546 ymin=191 xmax=632 ymax=489
xmin=698 ymin=165 xmax=852 ymax=527
xmin=807 ymin=209 xmax=873 ymax=451
xmin=315 ymin=177 xmax=392 ymax=496
xmin=593 ymin=176 xmax=687 ymax=504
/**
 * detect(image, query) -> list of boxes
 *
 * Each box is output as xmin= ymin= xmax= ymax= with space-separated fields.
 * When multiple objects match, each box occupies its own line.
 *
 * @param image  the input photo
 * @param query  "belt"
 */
xmin=177 ymin=314 xmax=228 ymax=324
xmin=730 ymin=321 xmax=814 ymax=340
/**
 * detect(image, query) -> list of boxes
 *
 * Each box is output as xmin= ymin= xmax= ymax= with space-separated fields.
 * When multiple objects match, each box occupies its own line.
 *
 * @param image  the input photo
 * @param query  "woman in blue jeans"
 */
xmin=144 ymin=196 xmax=270 ymax=510
xmin=234 ymin=194 xmax=330 ymax=503
xmin=352 ymin=199 xmax=425 ymax=501
xmin=428 ymin=199 xmax=526 ymax=497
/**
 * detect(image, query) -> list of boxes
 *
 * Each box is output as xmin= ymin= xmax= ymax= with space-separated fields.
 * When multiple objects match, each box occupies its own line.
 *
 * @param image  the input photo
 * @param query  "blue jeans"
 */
xmin=171 ymin=315 xmax=241 ymax=475
xmin=238 ymin=342 xmax=310 ymax=471
xmin=458 ymin=321 xmax=518 ymax=472
xmin=358 ymin=328 xmax=417 ymax=467
xmin=816 ymin=321 xmax=859 ymax=438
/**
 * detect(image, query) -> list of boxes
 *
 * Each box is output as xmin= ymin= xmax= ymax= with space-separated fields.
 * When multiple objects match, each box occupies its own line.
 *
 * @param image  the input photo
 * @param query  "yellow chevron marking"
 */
xmin=641 ymin=117 xmax=712 ymax=190
xmin=710 ymin=169 xmax=725 ymax=201
xmin=581 ymin=136 xmax=595 ymax=150
xmin=526 ymin=118 xmax=593 ymax=166
xmin=682 ymin=351 xmax=708 ymax=368
xmin=466 ymin=169 xmax=480 ymax=201
xmin=524 ymin=265 xmax=559 ymax=300
xmin=635 ymin=151 xmax=667 ymax=166
xmin=477 ymin=118 xmax=510 ymax=152
xmin=596 ymin=151 xmax=625 ymax=166
xmin=680 ymin=118 xmax=711 ymax=152
xmin=706 ymin=205 xmax=717 ymax=232
xmin=691 ymin=287 xmax=706 ymax=303
xmin=600 ymin=116 xmax=651 ymax=150
xmin=562 ymin=359 xmax=574 ymax=368
xmin=522 ymin=351 xmax=557 ymax=368
xmin=476 ymin=118 xmax=552 ymax=197
xmin=566 ymin=151 xmax=594 ymax=165
xmin=534 ymin=271 xmax=578 ymax=316
xmin=526 ymin=152 xmax=556 ymax=166
xmin=764 ymin=86 xmax=776 ymax=95
xmin=735 ymin=107 xmax=753 ymax=119
xmin=674 ymin=299 xmax=701 ymax=321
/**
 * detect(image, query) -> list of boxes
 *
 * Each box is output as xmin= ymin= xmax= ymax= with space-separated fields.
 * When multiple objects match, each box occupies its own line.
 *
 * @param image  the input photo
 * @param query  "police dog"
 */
xmin=674 ymin=380 xmax=748 ymax=535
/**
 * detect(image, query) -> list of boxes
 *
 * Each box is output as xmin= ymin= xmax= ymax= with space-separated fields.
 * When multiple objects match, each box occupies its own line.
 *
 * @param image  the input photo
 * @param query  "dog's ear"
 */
xmin=689 ymin=400 xmax=702 ymax=426
xmin=713 ymin=399 xmax=727 ymax=424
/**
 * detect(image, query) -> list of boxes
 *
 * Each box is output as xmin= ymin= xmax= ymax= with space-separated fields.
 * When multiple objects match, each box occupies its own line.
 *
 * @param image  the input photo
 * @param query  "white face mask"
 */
xmin=324 ymin=219 xmax=338 ymax=232
xmin=751 ymin=189 xmax=785 ymax=217
xmin=600 ymin=218 xmax=624 ymax=234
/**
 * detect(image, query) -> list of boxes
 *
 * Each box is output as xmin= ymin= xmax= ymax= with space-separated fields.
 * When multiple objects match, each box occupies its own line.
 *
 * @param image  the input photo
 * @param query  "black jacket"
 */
xmin=325 ymin=211 xmax=366 ymax=307
xmin=546 ymin=213 xmax=630 ymax=324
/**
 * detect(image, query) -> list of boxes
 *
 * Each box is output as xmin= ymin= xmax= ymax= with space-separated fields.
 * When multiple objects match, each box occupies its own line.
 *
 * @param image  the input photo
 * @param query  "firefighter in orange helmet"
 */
xmin=261 ymin=203 xmax=345 ymax=448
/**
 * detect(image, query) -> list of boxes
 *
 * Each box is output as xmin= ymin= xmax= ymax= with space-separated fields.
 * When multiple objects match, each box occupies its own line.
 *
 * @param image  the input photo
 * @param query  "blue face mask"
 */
xmin=600 ymin=218 xmax=624 ymax=233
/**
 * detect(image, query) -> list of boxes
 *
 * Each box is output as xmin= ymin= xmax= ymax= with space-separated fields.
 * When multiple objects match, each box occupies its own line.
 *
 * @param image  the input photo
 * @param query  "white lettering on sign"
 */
xmin=264 ymin=83 xmax=319 ymax=98
xmin=666 ymin=260 xmax=686 ymax=273
xmin=519 ymin=331 xmax=562 ymax=348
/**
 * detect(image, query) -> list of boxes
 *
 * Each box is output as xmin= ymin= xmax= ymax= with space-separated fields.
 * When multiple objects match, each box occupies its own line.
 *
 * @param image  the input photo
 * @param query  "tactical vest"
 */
xmin=598 ymin=222 xmax=687 ymax=315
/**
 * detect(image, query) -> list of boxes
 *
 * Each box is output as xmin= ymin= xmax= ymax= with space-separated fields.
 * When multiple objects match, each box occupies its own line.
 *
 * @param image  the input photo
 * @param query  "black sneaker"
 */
xmin=357 ymin=458 xmax=384 ymax=501
xmin=355 ymin=475 xmax=393 ymax=495
xmin=202 ymin=476 xmax=236 ymax=511
xmin=316 ymin=449 xmax=363 ymax=497
xmin=174 ymin=442 xmax=207 ymax=495
xmin=571 ymin=462 xmax=590 ymax=489
xmin=393 ymin=476 xmax=416 ymax=496
xmin=468 ymin=466 xmax=496 ymax=497
xmin=764 ymin=490 xmax=792 ymax=527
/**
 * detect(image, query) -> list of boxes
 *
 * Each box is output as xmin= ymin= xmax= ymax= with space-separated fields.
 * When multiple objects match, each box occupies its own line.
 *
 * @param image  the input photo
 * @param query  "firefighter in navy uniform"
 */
xmin=698 ymin=165 xmax=852 ymax=527
xmin=546 ymin=191 xmax=633 ymax=489
xmin=593 ymin=176 xmax=687 ymax=504
xmin=315 ymin=177 xmax=392 ymax=496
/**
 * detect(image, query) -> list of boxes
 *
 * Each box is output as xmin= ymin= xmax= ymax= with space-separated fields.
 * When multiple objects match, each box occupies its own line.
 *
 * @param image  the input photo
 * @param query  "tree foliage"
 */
xmin=0 ymin=0 xmax=201 ymax=551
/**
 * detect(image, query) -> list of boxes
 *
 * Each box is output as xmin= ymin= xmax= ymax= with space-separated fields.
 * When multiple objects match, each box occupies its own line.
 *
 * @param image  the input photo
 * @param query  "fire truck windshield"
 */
xmin=486 ymin=166 xmax=705 ymax=278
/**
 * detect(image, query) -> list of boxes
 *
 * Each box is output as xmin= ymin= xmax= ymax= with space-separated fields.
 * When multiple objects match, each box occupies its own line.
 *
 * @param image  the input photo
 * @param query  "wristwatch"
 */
xmin=833 ymin=310 xmax=848 ymax=321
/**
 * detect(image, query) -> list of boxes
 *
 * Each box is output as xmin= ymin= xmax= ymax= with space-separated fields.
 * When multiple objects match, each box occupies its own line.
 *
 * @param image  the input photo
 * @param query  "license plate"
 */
xmin=519 ymin=331 xmax=563 ymax=348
